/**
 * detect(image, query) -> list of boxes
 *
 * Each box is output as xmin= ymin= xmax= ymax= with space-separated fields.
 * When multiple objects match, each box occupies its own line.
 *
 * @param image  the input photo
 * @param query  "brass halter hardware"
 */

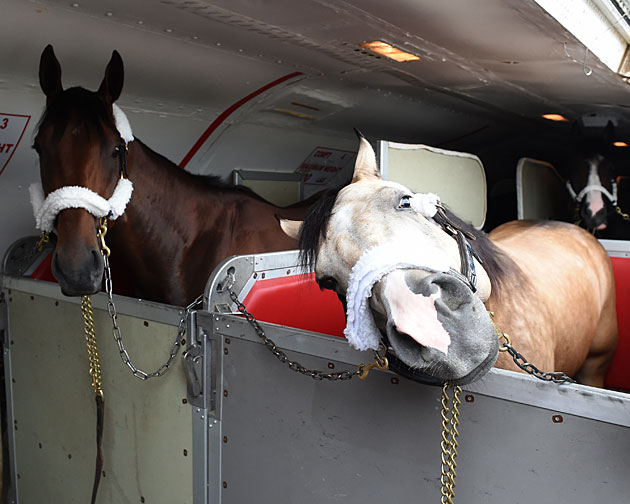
xmin=97 ymin=217 xmax=111 ymax=258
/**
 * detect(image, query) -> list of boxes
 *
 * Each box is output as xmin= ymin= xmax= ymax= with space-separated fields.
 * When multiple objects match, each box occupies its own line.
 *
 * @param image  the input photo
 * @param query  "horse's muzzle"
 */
xmin=373 ymin=270 xmax=499 ymax=385
xmin=581 ymin=204 xmax=608 ymax=231
xmin=52 ymin=246 xmax=104 ymax=296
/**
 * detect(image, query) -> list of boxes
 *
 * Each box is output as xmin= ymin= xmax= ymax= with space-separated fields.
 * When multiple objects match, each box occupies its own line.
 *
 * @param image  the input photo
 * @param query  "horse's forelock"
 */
xmin=36 ymin=87 xmax=113 ymax=142
xmin=298 ymin=186 xmax=343 ymax=269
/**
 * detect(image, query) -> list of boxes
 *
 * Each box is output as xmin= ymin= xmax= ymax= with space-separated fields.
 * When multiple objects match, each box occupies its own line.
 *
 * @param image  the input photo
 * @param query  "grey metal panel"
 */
xmin=217 ymin=334 xmax=630 ymax=504
xmin=5 ymin=288 xmax=194 ymax=503
xmin=214 ymin=313 xmax=630 ymax=428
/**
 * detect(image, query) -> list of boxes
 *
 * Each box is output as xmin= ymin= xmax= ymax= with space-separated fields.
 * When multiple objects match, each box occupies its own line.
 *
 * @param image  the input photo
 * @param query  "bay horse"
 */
xmin=33 ymin=45 xmax=315 ymax=306
xmin=282 ymin=135 xmax=618 ymax=387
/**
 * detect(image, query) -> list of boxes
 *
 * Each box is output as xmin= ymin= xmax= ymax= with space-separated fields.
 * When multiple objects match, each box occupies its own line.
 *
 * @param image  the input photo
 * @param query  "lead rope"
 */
xmin=80 ymin=218 xmax=109 ymax=504
xmin=80 ymin=295 xmax=105 ymax=504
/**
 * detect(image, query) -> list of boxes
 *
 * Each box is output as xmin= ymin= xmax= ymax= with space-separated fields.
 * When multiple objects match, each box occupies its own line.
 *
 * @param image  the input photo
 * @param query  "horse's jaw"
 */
xmin=370 ymin=270 xmax=499 ymax=385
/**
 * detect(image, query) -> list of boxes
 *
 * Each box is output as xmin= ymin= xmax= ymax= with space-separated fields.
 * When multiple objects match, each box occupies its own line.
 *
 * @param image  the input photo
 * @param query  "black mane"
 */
xmin=298 ymin=185 xmax=520 ymax=294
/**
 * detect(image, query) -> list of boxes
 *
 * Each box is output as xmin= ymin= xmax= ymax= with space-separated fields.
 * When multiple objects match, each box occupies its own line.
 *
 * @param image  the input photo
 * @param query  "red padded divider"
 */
xmin=242 ymin=273 xmax=346 ymax=337
xmin=30 ymin=254 xmax=56 ymax=282
xmin=605 ymin=256 xmax=630 ymax=390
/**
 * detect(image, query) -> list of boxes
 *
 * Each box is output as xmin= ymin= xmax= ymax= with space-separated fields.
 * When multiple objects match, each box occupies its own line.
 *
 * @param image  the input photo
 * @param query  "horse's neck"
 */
xmin=108 ymin=140 xmax=219 ymax=304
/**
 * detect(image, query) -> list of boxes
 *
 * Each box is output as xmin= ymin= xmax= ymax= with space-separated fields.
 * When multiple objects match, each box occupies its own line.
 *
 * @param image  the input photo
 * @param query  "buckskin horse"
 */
xmin=32 ymin=45 xmax=316 ymax=306
xmin=282 ymin=135 xmax=618 ymax=387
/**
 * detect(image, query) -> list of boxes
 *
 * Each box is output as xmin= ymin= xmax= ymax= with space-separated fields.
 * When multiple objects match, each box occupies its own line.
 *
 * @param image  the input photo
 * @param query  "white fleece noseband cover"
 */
xmin=344 ymin=242 xmax=450 ymax=351
xmin=29 ymin=104 xmax=134 ymax=232
xmin=29 ymin=178 xmax=133 ymax=232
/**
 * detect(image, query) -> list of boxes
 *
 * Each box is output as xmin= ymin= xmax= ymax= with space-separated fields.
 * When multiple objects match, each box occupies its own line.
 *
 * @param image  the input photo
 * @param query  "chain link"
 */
xmin=500 ymin=341 xmax=576 ymax=384
xmin=80 ymin=295 xmax=104 ymax=399
xmin=440 ymin=383 xmax=461 ymax=504
xmin=99 ymin=221 xmax=202 ymax=380
xmin=489 ymin=312 xmax=576 ymax=384
xmin=228 ymin=289 xmax=377 ymax=381
xmin=616 ymin=205 xmax=630 ymax=221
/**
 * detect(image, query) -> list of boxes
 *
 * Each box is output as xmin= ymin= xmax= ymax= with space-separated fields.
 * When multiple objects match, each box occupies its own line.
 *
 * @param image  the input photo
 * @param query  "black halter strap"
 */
xmin=114 ymin=142 xmax=129 ymax=178
xmin=433 ymin=206 xmax=480 ymax=292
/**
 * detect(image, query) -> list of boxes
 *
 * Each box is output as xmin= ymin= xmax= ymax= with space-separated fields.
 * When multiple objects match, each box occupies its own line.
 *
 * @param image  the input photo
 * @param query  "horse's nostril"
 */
xmin=91 ymin=248 xmax=103 ymax=269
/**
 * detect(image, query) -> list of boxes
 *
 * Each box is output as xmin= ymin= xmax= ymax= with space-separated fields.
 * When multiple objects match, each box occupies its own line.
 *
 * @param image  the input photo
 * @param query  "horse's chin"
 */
xmin=375 ymin=271 xmax=499 ymax=386
xmin=384 ymin=326 xmax=498 ymax=385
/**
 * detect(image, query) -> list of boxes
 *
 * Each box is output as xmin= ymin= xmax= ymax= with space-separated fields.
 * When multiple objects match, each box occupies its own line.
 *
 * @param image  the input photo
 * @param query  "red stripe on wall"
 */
xmin=179 ymin=71 xmax=304 ymax=169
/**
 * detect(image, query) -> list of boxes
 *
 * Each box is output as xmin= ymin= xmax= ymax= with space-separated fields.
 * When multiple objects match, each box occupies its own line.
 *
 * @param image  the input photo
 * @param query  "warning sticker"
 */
xmin=296 ymin=146 xmax=354 ymax=185
xmin=0 ymin=113 xmax=31 ymax=177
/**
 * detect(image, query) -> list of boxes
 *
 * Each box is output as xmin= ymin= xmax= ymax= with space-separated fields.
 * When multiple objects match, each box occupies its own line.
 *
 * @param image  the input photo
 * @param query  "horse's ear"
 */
xmin=98 ymin=50 xmax=124 ymax=104
xmin=279 ymin=218 xmax=303 ymax=240
xmin=352 ymin=133 xmax=380 ymax=182
xmin=604 ymin=120 xmax=615 ymax=145
xmin=39 ymin=44 xmax=63 ymax=104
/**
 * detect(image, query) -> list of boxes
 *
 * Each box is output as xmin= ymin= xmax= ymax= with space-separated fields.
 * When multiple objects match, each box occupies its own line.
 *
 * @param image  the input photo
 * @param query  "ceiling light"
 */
xmin=359 ymin=41 xmax=420 ymax=62
xmin=542 ymin=113 xmax=569 ymax=122
xmin=535 ymin=0 xmax=630 ymax=75
xmin=613 ymin=141 xmax=629 ymax=147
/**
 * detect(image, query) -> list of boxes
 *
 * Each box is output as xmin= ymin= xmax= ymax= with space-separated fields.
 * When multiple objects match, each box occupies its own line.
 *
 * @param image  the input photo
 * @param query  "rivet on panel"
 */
xmin=465 ymin=394 xmax=475 ymax=403
xmin=552 ymin=414 xmax=564 ymax=423
xmin=327 ymin=362 xmax=335 ymax=369
xmin=390 ymin=377 xmax=399 ymax=385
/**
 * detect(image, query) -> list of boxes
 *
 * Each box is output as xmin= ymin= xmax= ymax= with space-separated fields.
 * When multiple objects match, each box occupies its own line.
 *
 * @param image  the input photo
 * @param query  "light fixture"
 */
xmin=542 ymin=113 xmax=569 ymax=122
xmin=359 ymin=41 xmax=421 ymax=62
xmin=613 ymin=141 xmax=629 ymax=147
xmin=535 ymin=0 xmax=630 ymax=75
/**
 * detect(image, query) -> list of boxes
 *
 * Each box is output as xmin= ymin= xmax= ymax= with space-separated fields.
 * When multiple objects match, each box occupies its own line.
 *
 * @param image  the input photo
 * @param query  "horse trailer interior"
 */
xmin=3 ymin=1 xmax=630 ymax=503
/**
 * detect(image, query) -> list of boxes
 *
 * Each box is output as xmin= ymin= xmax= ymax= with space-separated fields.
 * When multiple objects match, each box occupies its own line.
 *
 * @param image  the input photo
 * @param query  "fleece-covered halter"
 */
xmin=343 ymin=192 xmax=479 ymax=352
xmin=29 ymin=104 xmax=134 ymax=232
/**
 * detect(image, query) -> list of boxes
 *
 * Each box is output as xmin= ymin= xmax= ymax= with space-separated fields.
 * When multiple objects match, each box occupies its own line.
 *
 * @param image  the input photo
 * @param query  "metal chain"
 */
xmin=228 ymin=289 xmax=388 ymax=380
xmin=489 ymin=312 xmax=576 ymax=384
xmin=616 ymin=205 xmax=630 ymax=221
xmin=80 ymin=295 xmax=104 ymax=399
xmin=98 ymin=219 xmax=202 ymax=380
xmin=500 ymin=340 xmax=576 ymax=384
xmin=440 ymin=383 xmax=462 ymax=504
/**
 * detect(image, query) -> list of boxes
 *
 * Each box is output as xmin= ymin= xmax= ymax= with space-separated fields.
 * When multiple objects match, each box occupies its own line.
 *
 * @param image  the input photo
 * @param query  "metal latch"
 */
xmin=183 ymin=343 xmax=204 ymax=399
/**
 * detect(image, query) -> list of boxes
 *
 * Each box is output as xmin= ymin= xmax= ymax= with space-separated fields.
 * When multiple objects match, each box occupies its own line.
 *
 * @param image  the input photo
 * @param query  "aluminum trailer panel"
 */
xmin=2 ymin=240 xmax=630 ymax=503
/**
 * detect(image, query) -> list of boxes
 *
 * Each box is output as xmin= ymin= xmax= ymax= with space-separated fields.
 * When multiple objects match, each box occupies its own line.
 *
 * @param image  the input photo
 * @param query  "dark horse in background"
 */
xmin=565 ymin=121 xmax=630 ymax=239
xmin=35 ymin=45 xmax=317 ymax=306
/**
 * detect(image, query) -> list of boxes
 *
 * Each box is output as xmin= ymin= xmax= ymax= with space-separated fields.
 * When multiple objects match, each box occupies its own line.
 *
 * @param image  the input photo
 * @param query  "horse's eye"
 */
xmin=317 ymin=276 xmax=338 ymax=291
xmin=398 ymin=195 xmax=412 ymax=209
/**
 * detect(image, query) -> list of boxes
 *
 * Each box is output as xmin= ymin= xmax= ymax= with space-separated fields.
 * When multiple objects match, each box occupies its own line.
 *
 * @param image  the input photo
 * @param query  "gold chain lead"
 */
xmin=81 ymin=295 xmax=104 ymax=400
xmin=440 ymin=383 xmax=462 ymax=504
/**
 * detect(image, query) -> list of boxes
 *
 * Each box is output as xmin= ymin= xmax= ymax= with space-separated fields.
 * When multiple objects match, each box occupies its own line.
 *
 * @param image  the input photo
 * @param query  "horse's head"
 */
xmin=566 ymin=124 xmax=618 ymax=232
xmin=283 ymin=136 xmax=499 ymax=385
xmin=33 ymin=45 xmax=132 ymax=296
